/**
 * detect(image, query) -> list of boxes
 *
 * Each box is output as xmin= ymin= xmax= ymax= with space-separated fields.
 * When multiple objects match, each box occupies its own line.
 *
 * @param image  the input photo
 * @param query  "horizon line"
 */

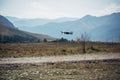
xmin=1 ymin=11 xmax=120 ymax=19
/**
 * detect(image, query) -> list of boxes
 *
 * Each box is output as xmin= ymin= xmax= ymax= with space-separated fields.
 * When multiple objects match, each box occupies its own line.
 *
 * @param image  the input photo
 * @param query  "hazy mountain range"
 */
xmin=4 ymin=12 xmax=120 ymax=42
xmin=6 ymin=16 xmax=78 ymax=27
xmin=0 ymin=15 xmax=56 ymax=43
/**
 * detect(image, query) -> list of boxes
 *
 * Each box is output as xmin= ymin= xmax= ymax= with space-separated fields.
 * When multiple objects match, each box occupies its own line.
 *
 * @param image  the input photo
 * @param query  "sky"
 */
xmin=0 ymin=0 xmax=120 ymax=19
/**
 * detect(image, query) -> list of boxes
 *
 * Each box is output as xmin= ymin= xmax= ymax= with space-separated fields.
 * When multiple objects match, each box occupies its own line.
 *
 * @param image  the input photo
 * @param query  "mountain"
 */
xmin=17 ymin=20 xmax=89 ymax=39
xmin=6 ymin=16 xmax=78 ymax=27
xmin=0 ymin=23 xmax=39 ymax=43
xmin=91 ymin=24 xmax=120 ymax=42
xmin=5 ymin=12 xmax=120 ymax=42
xmin=0 ymin=15 xmax=55 ymax=43
xmin=0 ymin=15 xmax=15 ymax=28
xmin=91 ymin=13 xmax=120 ymax=42
xmin=53 ymin=17 xmax=78 ymax=23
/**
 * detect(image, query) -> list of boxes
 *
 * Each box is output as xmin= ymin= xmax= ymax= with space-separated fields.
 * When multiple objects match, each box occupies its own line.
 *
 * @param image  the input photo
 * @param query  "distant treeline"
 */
xmin=1 ymin=35 xmax=119 ymax=44
xmin=0 ymin=35 xmax=39 ymax=43
xmin=0 ymin=35 xmax=73 ymax=43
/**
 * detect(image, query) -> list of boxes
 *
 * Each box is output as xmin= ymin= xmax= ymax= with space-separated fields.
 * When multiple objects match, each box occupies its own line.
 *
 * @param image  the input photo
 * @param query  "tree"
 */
xmin=80 ymin=32 xmax=90 ymax=53
xmin=0 ymin=35 xmax=3 ymax=43
xmin=43 ymin=38 xmax=47 ymax=42
xmin=52 ymin=37 xmax=68 ymax=43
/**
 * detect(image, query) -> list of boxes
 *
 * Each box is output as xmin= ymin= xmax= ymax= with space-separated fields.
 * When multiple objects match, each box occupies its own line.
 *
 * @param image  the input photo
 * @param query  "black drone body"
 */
xmin=61 ymin=31 xmax=73 ymax=35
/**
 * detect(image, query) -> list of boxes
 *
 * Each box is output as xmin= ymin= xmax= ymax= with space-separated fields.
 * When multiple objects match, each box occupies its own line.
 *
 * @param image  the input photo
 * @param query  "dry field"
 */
xmin=0 ymin=42 xmax=120 ymax=57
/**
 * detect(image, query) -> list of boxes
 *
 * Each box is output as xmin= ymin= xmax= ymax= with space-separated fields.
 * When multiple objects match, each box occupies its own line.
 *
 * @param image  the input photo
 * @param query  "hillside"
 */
xmin=0 ymin=15 xmax=15 ymax=28
xmin=0 ymin=15 xmax=56 ymax=43
xmin=90 ymin=13 xmax=120 ymax=42
xmin=0 ymin=23 xmax=40 ymax=43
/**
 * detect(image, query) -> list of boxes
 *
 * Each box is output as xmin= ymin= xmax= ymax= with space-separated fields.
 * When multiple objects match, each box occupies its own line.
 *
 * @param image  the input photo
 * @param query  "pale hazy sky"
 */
xmin=0 ymin=0 xmax=120 ymax=19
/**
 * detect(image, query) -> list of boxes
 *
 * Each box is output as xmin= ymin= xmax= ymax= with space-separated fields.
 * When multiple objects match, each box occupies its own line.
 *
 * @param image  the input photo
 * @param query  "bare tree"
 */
xmin=80 ymin=32 xmax=90 ymax=53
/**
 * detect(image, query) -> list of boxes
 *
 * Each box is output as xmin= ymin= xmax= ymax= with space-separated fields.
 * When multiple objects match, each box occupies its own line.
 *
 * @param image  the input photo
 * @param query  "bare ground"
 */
xmin=0 ymin=53 xmax=120 ymax=64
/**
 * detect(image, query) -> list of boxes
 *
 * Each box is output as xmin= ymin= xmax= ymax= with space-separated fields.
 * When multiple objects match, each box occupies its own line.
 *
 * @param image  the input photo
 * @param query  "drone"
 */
xmin=61 ymin=31 xmax=73 ymax=35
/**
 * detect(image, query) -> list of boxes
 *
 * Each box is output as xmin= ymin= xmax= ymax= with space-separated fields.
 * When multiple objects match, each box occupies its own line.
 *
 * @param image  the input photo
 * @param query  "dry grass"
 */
xmin=0 ymin=42 xmax=120 ymax=57
xmin=0 ymin=59 xmax=119 ymax=80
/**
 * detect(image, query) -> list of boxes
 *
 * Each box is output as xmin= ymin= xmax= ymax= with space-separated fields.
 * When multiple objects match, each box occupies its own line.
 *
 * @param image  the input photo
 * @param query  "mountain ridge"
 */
xmin=0 ymin=15 xmax=15 ymax=28
xmin=6 ymin=16 xmax=78 ymax=27
xmin=0 ymin=15 xmax=56 ymax=43
xmin=4 ymin=12 xmax=120 ymax=42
